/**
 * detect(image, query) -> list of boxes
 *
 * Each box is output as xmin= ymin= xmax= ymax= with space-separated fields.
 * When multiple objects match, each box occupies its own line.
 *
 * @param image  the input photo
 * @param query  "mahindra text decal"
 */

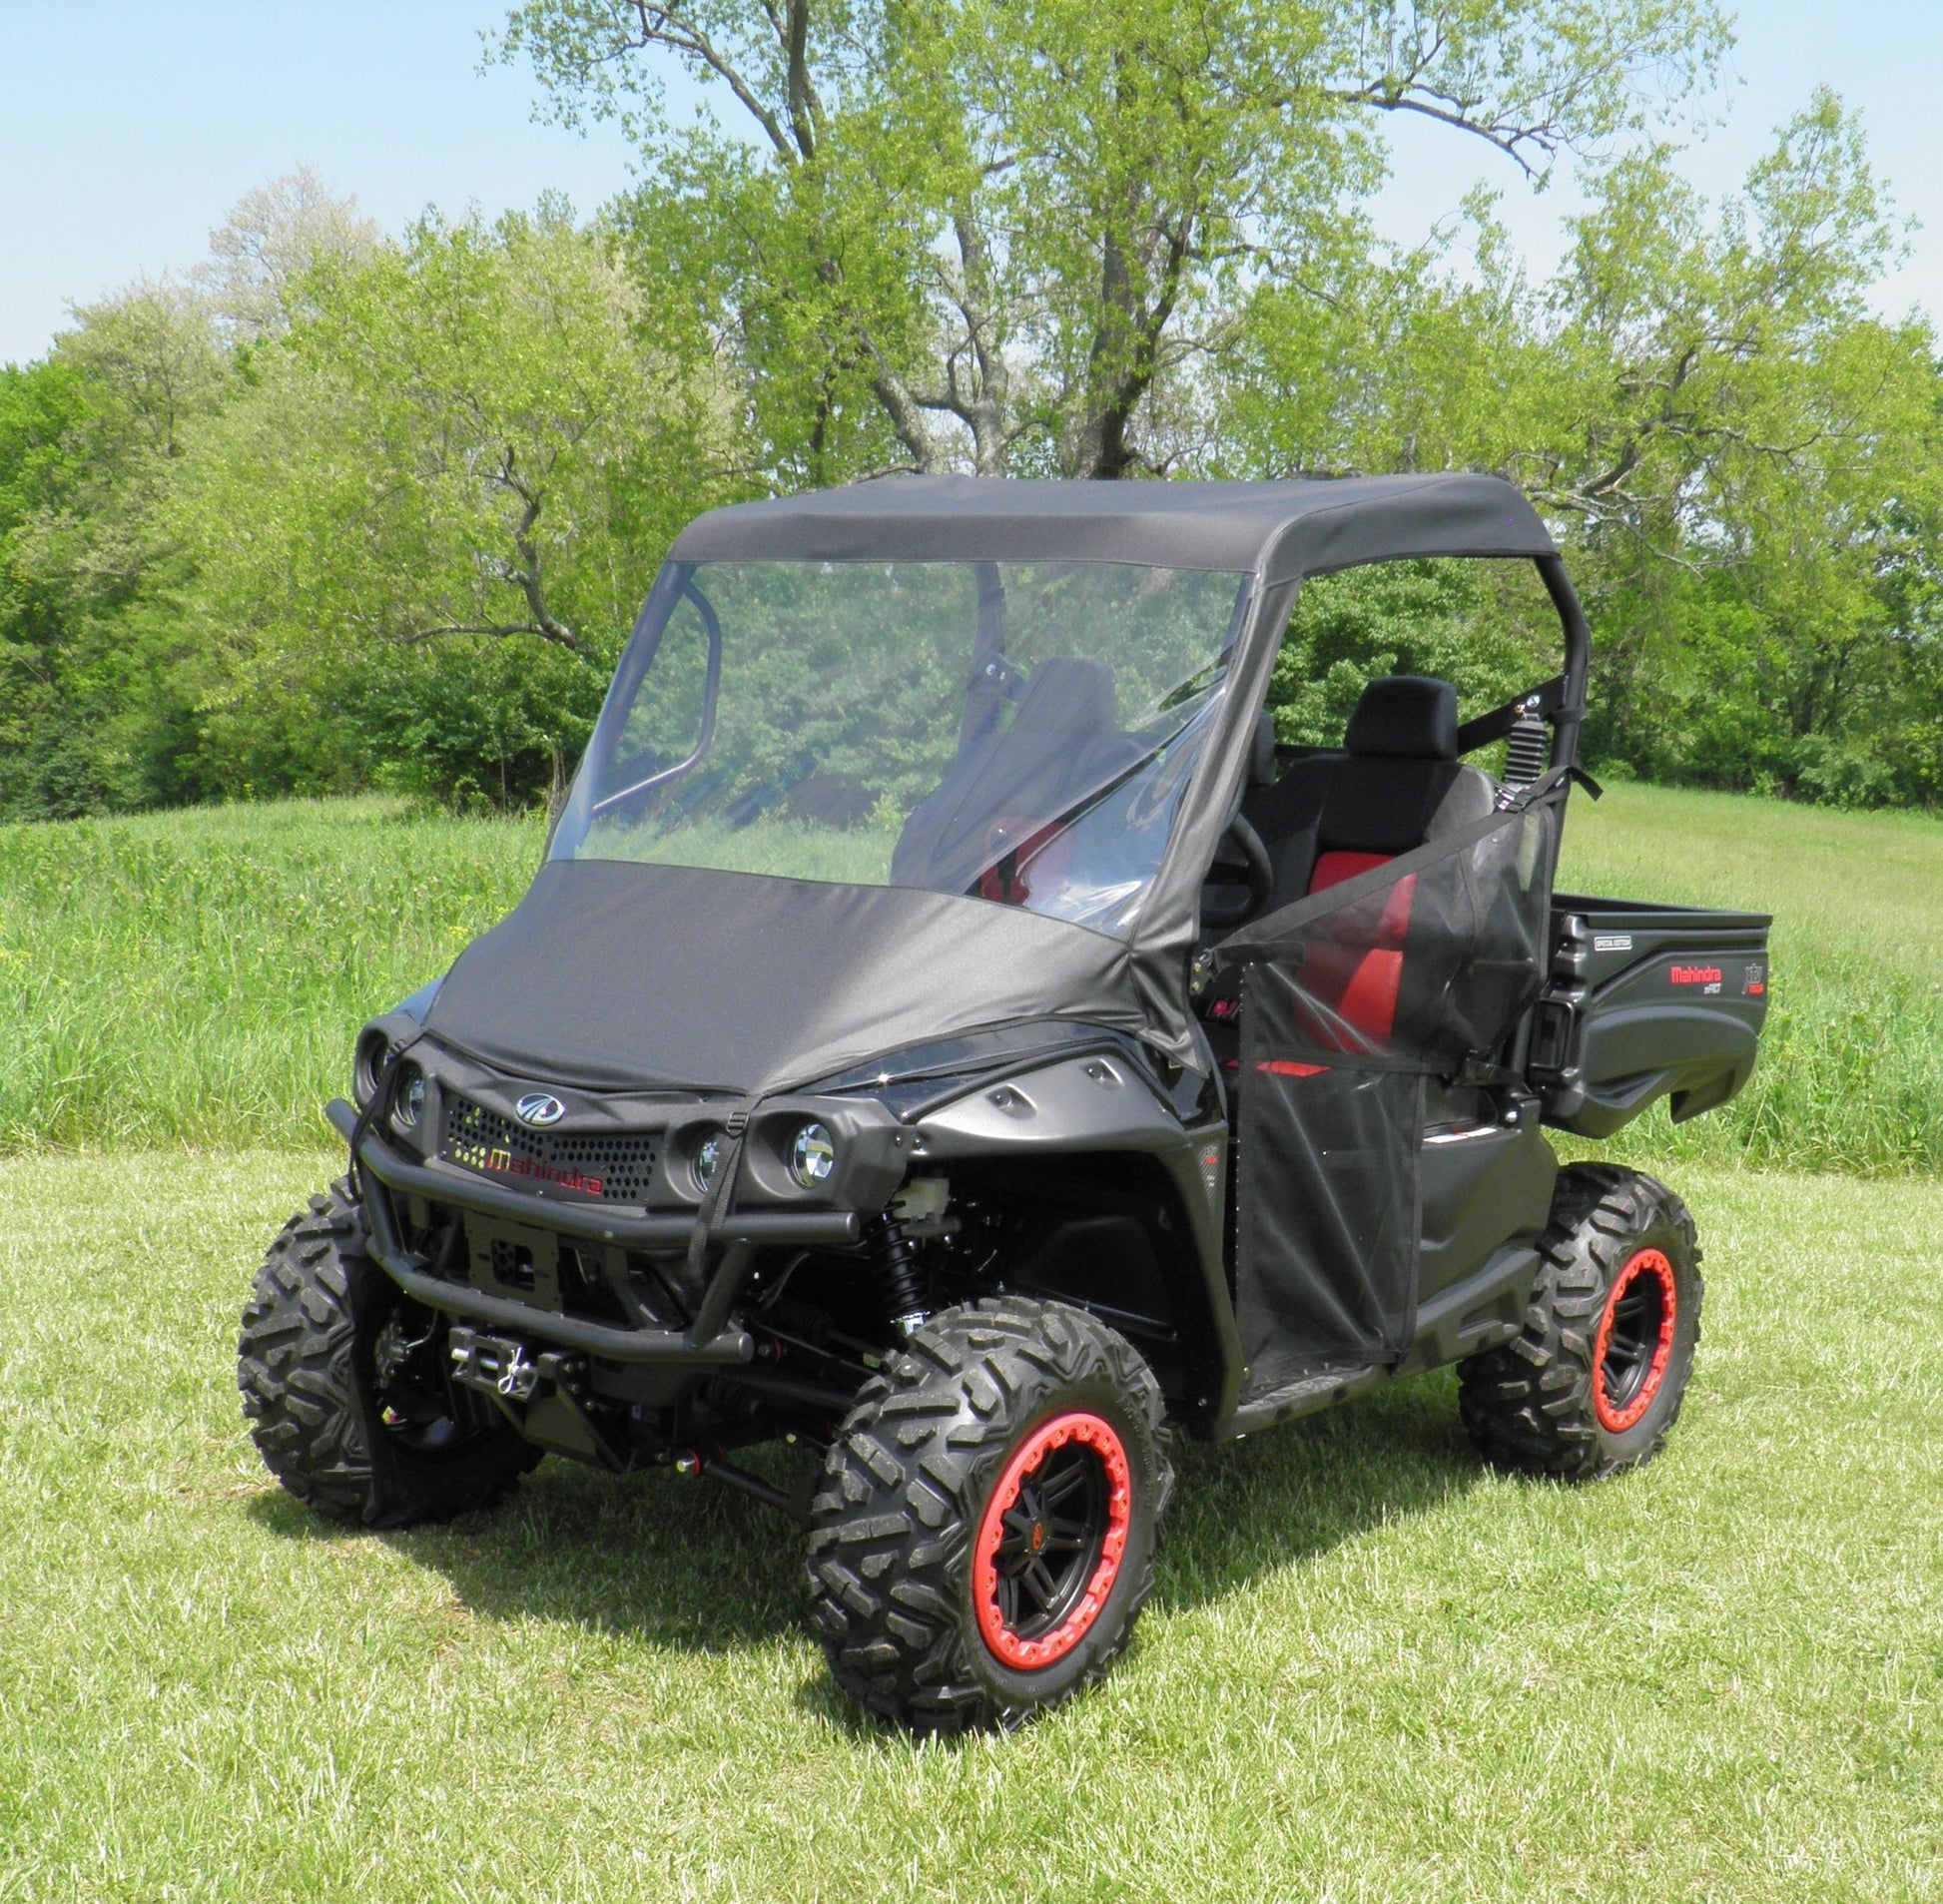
xmin=1669 ymin=963 xmax=1723 ymax=994
xmin=449 ymin=1133 xmax=603 ymax=1196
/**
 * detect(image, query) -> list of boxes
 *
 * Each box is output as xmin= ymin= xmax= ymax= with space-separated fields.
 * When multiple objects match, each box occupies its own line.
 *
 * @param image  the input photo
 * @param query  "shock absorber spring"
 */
xmin=867 ymin=1212 xmax=929 ymax=1335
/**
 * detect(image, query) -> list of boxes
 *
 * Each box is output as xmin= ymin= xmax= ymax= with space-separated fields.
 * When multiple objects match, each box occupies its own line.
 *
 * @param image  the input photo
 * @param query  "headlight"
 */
xmin=352 ymin=1030 xmax=389 ymax=1109
xmin=391 ymin=1061 xmax=425 ymax=1131
xmin=790 ymin=1121 xmax=837 ymax=1190
xmin=692 ymin=1131 xmax=725 ymax=1195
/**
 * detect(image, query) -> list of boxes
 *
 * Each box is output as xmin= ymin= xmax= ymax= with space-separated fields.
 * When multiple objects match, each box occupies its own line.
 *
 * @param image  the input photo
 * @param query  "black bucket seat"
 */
xmin=1204 ymin=675 xmax=1495 ymax=1058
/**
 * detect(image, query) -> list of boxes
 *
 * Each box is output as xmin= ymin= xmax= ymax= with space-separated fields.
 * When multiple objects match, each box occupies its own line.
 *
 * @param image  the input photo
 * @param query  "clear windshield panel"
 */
xmin=554 ymin=559 xmax=1247 ymax=939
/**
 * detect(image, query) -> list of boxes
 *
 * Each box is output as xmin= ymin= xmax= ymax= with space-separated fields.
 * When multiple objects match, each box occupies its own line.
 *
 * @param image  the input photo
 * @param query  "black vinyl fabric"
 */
xmin=1235 ymin=989 xmax=1425 ymax=1390
xmin=1216 ymin=793 xmax=1557 ymax=1400
xmin=423 ymin=859 xmax=1143 ymax=1096
xmin=670 ymin=473 xmax=1557 ymax=581
xmin=1217 ymin=797 xmax=1555 ymax=1066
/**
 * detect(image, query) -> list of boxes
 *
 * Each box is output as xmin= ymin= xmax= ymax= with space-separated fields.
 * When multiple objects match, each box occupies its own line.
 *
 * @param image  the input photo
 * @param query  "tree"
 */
xmin=198 ymin=164 xmax=382 ymax=342
xmin=181 ymin=202 xmax=738 ymax=805
xmin=0 ymin=279 xmax=231 ymax=815
xmin=497 ymin=0 xmax=1728 ymax=481
xmin=1217 ymin=90 xmax=1943 ymax=800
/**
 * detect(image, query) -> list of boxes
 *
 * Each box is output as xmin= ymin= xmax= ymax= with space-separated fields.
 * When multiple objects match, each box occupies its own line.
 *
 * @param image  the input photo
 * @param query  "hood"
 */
xmin=422 ymin=859 xmax=1155 ymax=1097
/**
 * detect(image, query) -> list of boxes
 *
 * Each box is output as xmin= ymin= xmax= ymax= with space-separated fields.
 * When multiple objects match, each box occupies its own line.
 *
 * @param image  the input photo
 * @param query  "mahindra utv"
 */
xmin=239 ymin=474 xmax=1771 ymax=1732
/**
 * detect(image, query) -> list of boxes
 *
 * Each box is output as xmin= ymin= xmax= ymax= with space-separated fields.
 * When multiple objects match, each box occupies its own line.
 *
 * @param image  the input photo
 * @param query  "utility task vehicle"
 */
xmin=241 ymin=475 xmax=1770 ymax=1731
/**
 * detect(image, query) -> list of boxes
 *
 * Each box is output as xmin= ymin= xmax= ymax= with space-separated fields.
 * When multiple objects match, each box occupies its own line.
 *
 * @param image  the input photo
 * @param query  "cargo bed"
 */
xmin=1530 ymin=895 xmax=1772 ymax=1137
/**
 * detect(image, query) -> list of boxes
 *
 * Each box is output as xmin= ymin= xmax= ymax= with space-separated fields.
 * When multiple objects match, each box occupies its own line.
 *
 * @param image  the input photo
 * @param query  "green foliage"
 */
xmin=0 ymin=798 xmax=544 ymax=1151
xmin=1268 ymin=559 xmax=1558 ymax=748
xmin=178 ymin=203 xmax=738 ymax=807
xmin=0 ymin=48 xmax=1940 ymax=819
xmin=1224 ymin=90 xmax=1943 ymax=804
xmin=501 ymin=0 xmax=1727 ymax=479
xmin=0 ymin=187 xmax=744 ymax=818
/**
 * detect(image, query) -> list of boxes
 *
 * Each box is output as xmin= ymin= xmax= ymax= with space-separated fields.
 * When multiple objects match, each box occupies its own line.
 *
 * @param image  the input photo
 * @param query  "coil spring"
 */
xmin=867 ymin=1212 xmax=927 ymax=1329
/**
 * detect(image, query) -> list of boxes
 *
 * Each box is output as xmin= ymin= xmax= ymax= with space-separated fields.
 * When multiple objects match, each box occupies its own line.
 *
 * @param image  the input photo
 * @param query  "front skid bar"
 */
xmin=324 ymin=1098 xmax=862 ymax=1252
xmin=325 ymin=1097 xmax=832 ymax=1367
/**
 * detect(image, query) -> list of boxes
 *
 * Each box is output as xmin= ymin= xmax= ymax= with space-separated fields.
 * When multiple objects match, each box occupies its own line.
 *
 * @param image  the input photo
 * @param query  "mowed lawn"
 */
xmin=1 ymin=1151 xmax=1938 ymax=1902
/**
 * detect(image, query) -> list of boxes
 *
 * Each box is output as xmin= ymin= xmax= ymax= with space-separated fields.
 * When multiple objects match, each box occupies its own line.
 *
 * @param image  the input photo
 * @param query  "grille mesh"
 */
xmin=441 ymin=1093 xmax=659 ymax=1203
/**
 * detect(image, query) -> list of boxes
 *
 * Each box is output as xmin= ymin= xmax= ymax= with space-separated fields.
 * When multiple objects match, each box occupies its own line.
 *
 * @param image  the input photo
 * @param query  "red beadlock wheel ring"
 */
xmin=972 ymin=1411 xmax=1132 ymax=1670
xmin=1593 ymin=1247 xmax=1678 ymax=1433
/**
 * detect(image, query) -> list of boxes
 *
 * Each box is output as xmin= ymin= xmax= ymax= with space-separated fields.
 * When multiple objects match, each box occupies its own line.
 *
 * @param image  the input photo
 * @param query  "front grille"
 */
xmin=440 ymin=1093 xmax=659 ymax=1203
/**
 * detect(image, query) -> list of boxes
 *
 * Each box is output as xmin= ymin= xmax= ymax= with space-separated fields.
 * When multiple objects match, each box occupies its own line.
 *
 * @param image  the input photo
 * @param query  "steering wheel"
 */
xmin=1200 ymin=812 xmax=1273 ymax=930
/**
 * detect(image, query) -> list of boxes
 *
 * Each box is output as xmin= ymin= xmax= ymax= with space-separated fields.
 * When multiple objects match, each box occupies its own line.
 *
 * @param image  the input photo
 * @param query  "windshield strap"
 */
xmin=683 ymin=1096 xmax=761 ymax=1294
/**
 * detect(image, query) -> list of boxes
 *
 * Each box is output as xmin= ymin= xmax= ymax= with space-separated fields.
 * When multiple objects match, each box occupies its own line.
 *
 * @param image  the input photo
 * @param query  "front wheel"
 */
xmin=238 ymin=1179 xmax=538 ymax=1527
xmin=807 ymin=1297 xmax=1172 ymax=1734
xmin=1458 ymin=1163 xmax=1703 ymax=1480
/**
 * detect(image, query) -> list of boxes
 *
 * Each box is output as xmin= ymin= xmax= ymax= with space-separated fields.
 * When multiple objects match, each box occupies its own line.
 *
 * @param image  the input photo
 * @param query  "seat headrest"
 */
xmin=1014 ymin=657 xmax=1115 ymax=733
xmin=1344 ymin=675 xmax=1459 ymax=761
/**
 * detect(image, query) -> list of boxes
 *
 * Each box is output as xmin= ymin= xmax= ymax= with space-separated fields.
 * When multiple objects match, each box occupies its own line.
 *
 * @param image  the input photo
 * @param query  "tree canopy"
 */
xmin=500 ymin=0 xmax=1730 ymax=480
xmin=0 ymin=9 xmax=1938 ymax=819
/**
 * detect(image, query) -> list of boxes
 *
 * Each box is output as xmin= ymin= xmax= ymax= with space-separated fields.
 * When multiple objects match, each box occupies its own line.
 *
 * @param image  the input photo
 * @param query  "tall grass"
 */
xmin=1555 ymin=781 xmax=1943 ymax=1175
xmin=0 ymin=798 xmax=544 ymax=1150
xmin=2 ymin=782 xmax=1939 ymax=1169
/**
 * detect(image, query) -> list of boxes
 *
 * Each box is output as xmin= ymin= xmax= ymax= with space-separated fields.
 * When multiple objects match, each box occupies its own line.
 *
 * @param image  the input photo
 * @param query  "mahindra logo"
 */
xmin=515 ymin=1092 xmax=566 ymax=1127
xmin=1669 ymin=965 xmax=1722 ymax=985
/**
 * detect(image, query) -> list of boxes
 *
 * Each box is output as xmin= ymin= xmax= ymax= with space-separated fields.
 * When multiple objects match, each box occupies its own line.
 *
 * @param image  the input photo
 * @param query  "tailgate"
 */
xmin=1530 ymin=894 xmax=1772 ymax=1137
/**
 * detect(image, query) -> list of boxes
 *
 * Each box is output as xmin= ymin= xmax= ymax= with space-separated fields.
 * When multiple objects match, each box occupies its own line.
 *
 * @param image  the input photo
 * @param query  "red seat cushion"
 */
xmin=1302 ymin=850 xmax=1416 ymax=1044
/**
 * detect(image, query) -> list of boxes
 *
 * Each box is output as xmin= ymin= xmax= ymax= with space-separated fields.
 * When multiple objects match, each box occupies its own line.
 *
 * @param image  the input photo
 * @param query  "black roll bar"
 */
xmin=1535 ymin=553 xmax=1591 ymax=772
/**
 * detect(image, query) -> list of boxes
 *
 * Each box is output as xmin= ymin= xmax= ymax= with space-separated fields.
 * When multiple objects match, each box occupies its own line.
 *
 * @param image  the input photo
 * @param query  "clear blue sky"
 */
xmin=2 ymin=1 xmax=1939 ymax=368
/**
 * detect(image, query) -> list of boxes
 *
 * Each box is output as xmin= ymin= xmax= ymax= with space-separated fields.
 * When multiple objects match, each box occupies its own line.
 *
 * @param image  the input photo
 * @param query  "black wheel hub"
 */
xmin=1602 ymin=1273 xmax=1668 ymax=1412
xmin=989 ymin=1443 xmax=1109 ymax=1641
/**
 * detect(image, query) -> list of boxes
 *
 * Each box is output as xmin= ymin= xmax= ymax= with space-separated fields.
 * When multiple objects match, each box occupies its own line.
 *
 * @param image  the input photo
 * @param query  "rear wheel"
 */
xmin=1458 ymin=1164 xmax=1702 ymax=1480
xmin=238 ymin=1179 xmax=538 ymax=1527
xmin=806 ymin=1296 xmax=1171 ymax=1734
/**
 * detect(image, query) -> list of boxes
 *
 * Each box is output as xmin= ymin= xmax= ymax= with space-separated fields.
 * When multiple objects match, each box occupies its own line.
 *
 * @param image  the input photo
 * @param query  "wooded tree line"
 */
xmin=2 ymin=0 xmax=1939 ymax=820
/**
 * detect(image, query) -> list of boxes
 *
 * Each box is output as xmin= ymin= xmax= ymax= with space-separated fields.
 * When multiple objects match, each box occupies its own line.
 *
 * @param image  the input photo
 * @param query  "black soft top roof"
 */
xmin=669 ymin=471 xmax=1556 ymax=579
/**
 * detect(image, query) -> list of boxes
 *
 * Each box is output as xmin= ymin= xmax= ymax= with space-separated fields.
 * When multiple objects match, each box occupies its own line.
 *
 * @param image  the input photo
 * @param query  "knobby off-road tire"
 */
xmin=807 ymin=1296 xmax=1172 ymax=1735
xmin=238 ymin=1179 xmax=538 ymax=1527
xmin=1458 ymin=1163 xmax=1703 ymax=1481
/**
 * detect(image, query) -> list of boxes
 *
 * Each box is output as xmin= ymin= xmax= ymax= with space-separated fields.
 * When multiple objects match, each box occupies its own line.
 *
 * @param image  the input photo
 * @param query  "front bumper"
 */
xmin=330 ymin=1097 xmax=864 ymax=1368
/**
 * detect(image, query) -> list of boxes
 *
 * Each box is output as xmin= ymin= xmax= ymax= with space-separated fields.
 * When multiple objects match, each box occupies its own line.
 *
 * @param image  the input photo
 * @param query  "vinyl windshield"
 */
xmin=552 ymin=558 xmax=1248 ymax=939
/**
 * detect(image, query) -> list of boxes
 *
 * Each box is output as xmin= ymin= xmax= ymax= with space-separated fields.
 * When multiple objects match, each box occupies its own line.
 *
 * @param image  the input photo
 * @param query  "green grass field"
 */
xmin=2 ymin=781 xmax=1940 ymax=1167
xmin=2 ymin=784 xmax=1940 ymax=1899
xmin=1 ymin=1154 xmax=1937 ymax=1901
